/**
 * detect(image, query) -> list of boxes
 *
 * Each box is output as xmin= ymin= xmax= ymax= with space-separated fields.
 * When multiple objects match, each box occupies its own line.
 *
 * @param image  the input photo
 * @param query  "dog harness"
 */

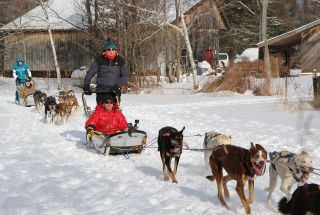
xmin=269 ymin=151 xmax=304 ymax=182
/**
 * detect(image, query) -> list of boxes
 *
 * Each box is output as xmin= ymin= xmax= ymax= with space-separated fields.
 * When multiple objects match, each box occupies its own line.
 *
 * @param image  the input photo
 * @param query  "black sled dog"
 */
xmin=157 ymin=126 xmax=185 ymax=183
xmin=33 ymin=90 xmax=47 ymax=112
xmin=44 ymin=96 xmax=57 ymax=123
xmin=278 ymin=183 xmax=320 ymax=215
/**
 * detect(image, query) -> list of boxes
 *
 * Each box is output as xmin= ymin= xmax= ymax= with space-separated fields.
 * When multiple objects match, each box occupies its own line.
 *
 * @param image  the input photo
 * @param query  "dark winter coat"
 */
xmin=84 ymin=55 xmax=128 ymax=91
xmin=85 ymin=104 xmax=128 ymax=135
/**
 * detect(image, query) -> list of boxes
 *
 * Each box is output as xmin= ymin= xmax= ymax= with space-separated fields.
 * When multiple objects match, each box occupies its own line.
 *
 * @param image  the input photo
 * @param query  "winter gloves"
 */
xmin=84 ymin=85 xmax=121 ymax=95
xmin=110 ymin=85 xmax=121 ymax=96
xmin=86 ymin=124 xmax=95 ymax=133
xmin=83 ymin=85 xmax=92 ymax=95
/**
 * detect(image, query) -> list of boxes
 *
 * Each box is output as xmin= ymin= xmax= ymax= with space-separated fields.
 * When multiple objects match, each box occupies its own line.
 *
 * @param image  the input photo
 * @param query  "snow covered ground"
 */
xmin=0 ymin=76 xmax=319 ymax=215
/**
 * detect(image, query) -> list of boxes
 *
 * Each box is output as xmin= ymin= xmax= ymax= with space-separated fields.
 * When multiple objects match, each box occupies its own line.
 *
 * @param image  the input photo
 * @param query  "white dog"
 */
xmin=266 ymin=150 xmax=314 ymax=202
xmin=203 ymin=131 xmax=232 ymax=168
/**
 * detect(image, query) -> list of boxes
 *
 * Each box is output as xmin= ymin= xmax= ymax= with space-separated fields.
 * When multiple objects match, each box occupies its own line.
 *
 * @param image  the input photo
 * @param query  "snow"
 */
xmin=1 ymin=76 xmax=320 ymax=215
xmin=234 ymin=48 xmax=259 ymax=63
xmin=197 ymin=61 xmax=212 ymax=69
xmin=1 ymin=0 xmax=83 ymax=30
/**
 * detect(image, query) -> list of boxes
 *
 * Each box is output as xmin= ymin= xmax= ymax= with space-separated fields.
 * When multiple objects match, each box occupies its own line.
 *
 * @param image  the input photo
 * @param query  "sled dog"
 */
xmin=56 ymin=102 xmax=71 ymax=124
xmin=266 ymin=150 xmax=314 ymax=202
xmin=207 ymin=142 xmax=267 ymax=214
xmin=278 ymin=183 xmax=320 ymax=215
xmin=57 ymin=90 xmax=78 ymax=114
xmin=33 ymin=90 xmax=47 ymax=112
xmin=44 ymin=96 xmax=57 ymax=123
xmin=203 ymin=131 xmax=231 ymax=169
xmin=157 ymin=126 xmax=185 ymax=183
xmin=66 ymin=93 xmax=79 ymax=114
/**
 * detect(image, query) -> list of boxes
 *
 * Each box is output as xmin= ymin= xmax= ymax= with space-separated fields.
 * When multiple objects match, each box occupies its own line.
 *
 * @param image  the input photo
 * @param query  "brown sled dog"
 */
xmin=157 ymin=126 xmax=185 ymax=183
xmin=207 ymin=142 xmax=267 ymax=214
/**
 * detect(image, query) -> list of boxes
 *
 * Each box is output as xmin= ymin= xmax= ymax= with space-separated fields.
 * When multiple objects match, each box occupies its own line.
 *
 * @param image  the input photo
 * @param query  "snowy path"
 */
xmin=1 ymin=81 xmax=320 ymax=214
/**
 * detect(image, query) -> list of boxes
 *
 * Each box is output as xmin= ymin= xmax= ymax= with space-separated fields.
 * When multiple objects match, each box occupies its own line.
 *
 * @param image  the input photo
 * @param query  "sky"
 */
xmin=0 ymin=75 xmax=319 ymax=215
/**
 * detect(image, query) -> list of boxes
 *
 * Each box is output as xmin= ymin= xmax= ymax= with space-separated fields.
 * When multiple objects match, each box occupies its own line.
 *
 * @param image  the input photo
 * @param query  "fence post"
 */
xmin=313 ymin=69 xmax=320 ymax=108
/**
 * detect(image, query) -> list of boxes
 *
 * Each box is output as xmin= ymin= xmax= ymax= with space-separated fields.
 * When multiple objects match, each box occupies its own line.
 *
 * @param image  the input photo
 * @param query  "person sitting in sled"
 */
xmin=18 ymin=77 xmax=36 ymax=103
xmin=85 ymin=94 xmax=128 ymax=135
xmin=83 ymin=38 xmax=128 ymax=105
xmin=13 ymin=56 xmax=32 ymax=104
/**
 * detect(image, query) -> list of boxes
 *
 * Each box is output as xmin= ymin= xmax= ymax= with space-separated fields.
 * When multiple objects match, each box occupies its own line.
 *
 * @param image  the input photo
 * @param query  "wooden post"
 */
xmin=313 ymin=69 xmax=320 ymax=108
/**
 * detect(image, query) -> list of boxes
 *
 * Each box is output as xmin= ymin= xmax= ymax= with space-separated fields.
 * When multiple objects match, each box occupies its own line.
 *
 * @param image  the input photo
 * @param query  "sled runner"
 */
xmin=23 ymin=93 xmax=35 ymax=107
xmin=82 ymin=91 xmax=147 ymax=155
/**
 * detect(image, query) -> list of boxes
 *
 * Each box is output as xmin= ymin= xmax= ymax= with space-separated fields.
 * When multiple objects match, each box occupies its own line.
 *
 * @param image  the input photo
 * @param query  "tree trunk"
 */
xmin=175 ymin=0 xmax=181 ymax=81
xmin=94 ymin=0 xmax=98 ymax=27
xmin=261 ymin=0 xmax=272 ymax=95
xmin=181 ymin=14 xmax=198 ymax=90
xmin=38 ymin=0 xmax=61 ymax=90
xmin=85 ymin=0 xmax=92 ymax=26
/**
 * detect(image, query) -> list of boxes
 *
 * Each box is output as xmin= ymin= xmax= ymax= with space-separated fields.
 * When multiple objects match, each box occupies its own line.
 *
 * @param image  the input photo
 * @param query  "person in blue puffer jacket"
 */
xmin=12 ymin=56 xmax=32 ymax=104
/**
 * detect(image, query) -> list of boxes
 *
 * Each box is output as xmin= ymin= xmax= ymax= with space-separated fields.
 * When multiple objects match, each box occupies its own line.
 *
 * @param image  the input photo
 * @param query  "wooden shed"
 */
xmin=174 ymin=0 xmax=229 ymax=68
xmin=257 ymin=19 xmax=320 ymax=76
xmin=0 ymin=0 xmax=93 ymax=77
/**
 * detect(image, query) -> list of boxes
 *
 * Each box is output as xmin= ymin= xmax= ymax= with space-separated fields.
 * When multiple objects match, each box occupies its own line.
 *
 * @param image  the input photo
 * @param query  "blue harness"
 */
xmin=269 ymin=151 xmax=303 ymax=182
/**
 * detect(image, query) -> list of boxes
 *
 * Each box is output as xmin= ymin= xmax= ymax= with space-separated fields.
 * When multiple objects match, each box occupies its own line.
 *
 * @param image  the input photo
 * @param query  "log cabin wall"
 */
xmin=3 ymin=30 xmax=93 ymax=77
xmin=301 ymin=26 xmax=320 ymax=73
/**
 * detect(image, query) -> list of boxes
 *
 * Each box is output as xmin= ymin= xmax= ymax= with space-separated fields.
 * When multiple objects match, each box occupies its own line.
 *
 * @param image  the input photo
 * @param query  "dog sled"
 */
xmin=82 ymin=91 xmax=147 ymax=155
xmin=23 ymin=93 xmax=35 ymax=107
xmin=17 ymin=80 xmax=36 ymax=107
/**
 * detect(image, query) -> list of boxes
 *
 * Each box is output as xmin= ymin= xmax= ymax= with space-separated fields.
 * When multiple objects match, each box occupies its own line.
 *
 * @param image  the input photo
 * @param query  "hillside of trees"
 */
xmin=219 ymin=0 xmax=320 ymax=56
xmin=0 ymin=0 xmax=39 ymax=27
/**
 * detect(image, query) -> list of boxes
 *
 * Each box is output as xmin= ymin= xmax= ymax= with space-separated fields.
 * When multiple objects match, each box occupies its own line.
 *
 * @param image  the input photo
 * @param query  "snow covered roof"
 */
xmin=234 ymin=48 xmax=258 ymax=63
xmin=0 ymin=0 xmax=84 ymax=31
xmin=257 ymin=18 xmax=320 ymax=47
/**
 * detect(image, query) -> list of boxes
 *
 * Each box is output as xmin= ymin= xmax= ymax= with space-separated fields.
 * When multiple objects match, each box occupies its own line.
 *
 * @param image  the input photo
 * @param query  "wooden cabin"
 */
xmin=257 ymin=19 xmax=320 ymax=76
xmin=1 ymin=30 xmax=92 ymax=77
xmin=173 ymin=0 xmax=229 ymax=68
xmin=0 ymin=0 xmax=93 ymax=77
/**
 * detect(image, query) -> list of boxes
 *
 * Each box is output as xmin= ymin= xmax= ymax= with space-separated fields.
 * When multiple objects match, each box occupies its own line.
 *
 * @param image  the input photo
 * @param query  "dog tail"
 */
xmin=278 ymin=197 xmax=291 ymax=214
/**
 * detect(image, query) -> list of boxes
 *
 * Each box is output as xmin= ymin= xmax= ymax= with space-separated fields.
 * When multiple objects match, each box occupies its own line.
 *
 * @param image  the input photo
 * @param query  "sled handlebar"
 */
xmin=82 ymin=90 xmax=118 ymax=95
xmin=82 ymin=90 xmax=121 ymax=118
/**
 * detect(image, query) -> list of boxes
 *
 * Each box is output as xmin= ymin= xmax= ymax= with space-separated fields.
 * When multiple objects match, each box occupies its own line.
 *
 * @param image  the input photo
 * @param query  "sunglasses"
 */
xmin=106 ymin=48 xmax=116 ymax=51
xmin=103 ymin=100 xmax=114 ymax=105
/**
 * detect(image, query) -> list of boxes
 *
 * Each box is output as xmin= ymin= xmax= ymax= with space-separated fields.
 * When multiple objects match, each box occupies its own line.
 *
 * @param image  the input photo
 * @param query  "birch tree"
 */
xmin=38 ymin=0 xmax=61 ymax=90
xmin=259 ymin=0 xmax=272 ymax=95
xmin=123 ymin=0 xmax=199 ymax=89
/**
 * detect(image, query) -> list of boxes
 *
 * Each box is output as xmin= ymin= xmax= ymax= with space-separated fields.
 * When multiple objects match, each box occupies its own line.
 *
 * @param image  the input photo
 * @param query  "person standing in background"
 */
xmin=13 ymin=56 xmax=32 ymax=104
